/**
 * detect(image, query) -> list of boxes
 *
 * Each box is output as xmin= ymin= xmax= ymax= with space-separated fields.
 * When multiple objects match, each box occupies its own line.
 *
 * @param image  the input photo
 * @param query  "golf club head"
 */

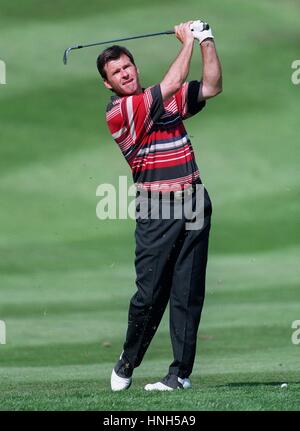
xmin=63 ymin=47 xmax=73 ymax=65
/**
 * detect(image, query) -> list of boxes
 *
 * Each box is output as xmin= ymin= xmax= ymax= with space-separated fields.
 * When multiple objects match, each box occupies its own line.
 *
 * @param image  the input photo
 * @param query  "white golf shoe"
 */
xmin=110 ymin=368 xmax=132 ymax=391
xmin=179 ymin=377 xmax=192 ymax=389
xmin=110 ymin=356 xmax=133 ymax=392
xmin=144 ymin=373 xmax=192 ymax=391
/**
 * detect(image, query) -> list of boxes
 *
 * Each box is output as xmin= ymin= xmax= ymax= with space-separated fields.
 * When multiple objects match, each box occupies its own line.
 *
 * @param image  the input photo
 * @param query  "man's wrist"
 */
xmin=183 ymin=39 xmax=194 ymax=47
xmin=199 ymin=38 xmax=215 ymax=47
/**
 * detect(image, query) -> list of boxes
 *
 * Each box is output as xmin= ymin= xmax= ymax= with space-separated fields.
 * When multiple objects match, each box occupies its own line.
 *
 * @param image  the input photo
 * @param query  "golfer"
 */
xmin=97 ymin=20 xmax=222 ymax=391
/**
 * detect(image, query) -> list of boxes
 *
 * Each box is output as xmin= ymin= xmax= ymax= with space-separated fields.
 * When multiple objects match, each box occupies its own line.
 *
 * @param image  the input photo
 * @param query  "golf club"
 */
xmin=63 ymin=23 xmax=209 ymax=65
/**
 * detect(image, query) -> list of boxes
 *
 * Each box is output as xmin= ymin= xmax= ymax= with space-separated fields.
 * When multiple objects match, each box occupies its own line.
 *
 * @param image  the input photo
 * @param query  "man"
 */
xmin=96 ymin=20 xmax=222 ymax=391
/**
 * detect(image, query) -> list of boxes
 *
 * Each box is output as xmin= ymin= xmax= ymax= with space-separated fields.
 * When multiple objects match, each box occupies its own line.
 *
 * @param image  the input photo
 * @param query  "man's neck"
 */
xmin=115 ymin=85 xmax=143 ymax=98
xmin=134 ymin=86 xmax=143 ymax=95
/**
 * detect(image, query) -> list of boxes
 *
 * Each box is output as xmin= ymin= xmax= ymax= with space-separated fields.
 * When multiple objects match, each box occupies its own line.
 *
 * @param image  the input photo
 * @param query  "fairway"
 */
xmin=0 ymin=0 xmax=300 ymax=411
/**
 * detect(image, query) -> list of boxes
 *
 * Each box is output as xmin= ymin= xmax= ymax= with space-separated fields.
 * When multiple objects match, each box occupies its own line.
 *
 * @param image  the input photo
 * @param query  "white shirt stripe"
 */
xmin=137 ymin=135 xmax=188 ymax=156
xmin=126 ymin=96 xmax=136 ymax=141
xmin=112 ymin=127 xmax=127 ymax=139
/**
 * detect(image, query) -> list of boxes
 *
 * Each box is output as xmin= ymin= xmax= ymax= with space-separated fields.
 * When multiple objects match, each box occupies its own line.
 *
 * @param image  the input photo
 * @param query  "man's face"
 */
xmin=103 ymin=54 xmax=142 ymax=96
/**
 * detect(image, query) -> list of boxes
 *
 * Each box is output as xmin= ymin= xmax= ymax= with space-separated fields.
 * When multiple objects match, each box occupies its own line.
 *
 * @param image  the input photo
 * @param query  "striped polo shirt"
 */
xmin=106 ymin=81 xmax=206 ymax=192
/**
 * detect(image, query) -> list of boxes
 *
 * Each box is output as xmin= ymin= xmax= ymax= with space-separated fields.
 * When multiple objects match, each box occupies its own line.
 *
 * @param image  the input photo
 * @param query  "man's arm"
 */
xmin=160 ymin=22 xmax=195 ymax=101
xmin=198 ymin=39 xmax=222 ymax=101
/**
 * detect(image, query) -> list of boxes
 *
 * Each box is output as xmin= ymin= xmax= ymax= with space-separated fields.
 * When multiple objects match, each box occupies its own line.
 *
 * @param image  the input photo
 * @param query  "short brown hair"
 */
xmin=96 ymin=45 xmax=136 ymax=80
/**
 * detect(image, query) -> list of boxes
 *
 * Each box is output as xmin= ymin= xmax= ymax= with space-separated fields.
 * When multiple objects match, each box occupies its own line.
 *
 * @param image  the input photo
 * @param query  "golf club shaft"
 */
xmin=63 ymin=30 xmax=175 ymax=64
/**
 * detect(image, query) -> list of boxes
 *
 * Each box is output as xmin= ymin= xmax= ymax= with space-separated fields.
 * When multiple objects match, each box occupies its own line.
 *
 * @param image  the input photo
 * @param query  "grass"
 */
xmin=1 ymin=377 xmax=300 ymax=411
xmin=0 ymin=0 xmax=299 ymax=411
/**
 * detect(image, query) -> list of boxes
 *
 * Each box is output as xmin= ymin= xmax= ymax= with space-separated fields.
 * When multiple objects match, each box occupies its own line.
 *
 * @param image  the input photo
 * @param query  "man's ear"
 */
xmin=103 ymin=79 xmax=113 ymax=91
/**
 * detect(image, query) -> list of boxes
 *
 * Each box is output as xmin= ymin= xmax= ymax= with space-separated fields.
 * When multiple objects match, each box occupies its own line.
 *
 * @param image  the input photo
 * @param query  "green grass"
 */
xmin=0 ymin=0 xmax=300 ymax=411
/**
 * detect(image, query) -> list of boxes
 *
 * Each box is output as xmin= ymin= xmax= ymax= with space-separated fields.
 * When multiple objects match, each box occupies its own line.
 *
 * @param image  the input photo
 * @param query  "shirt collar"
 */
xmin=110 ymin=88 xmax=145 ymax=102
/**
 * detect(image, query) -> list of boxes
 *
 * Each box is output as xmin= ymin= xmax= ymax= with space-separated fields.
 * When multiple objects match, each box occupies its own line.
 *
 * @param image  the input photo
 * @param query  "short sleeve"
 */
xmin=175 ymin=80 xmax=206 ymax=120
xmin=147 ymin=84 xmax=165 ymax=124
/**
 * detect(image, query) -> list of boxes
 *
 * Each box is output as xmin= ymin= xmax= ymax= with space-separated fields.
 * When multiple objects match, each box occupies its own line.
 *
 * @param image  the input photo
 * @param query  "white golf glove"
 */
xmin=190 ymin=20 xmax=214 ymax=44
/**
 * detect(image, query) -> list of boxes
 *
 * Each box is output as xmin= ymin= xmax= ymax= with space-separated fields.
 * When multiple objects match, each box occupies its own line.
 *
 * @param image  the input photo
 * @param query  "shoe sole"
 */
xmin=144 ymin=378 xmax=192 ymax=391
xmin=144 ymin=383 xmax=175 ymax=391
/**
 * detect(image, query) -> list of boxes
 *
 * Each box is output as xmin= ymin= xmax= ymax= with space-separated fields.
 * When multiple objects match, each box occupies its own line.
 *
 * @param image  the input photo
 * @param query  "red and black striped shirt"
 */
xmin=106 ymin=81 xmax=206 ymax=192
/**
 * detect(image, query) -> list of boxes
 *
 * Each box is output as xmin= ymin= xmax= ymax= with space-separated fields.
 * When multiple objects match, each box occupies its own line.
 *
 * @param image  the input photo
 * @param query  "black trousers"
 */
xmin=122 ymin=186 xmax=212 ymax=379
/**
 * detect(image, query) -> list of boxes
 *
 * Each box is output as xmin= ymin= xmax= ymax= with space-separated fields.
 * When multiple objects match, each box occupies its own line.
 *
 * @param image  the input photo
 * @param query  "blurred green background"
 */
xmin=0 ymin=0 xmax=299 ymax=410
